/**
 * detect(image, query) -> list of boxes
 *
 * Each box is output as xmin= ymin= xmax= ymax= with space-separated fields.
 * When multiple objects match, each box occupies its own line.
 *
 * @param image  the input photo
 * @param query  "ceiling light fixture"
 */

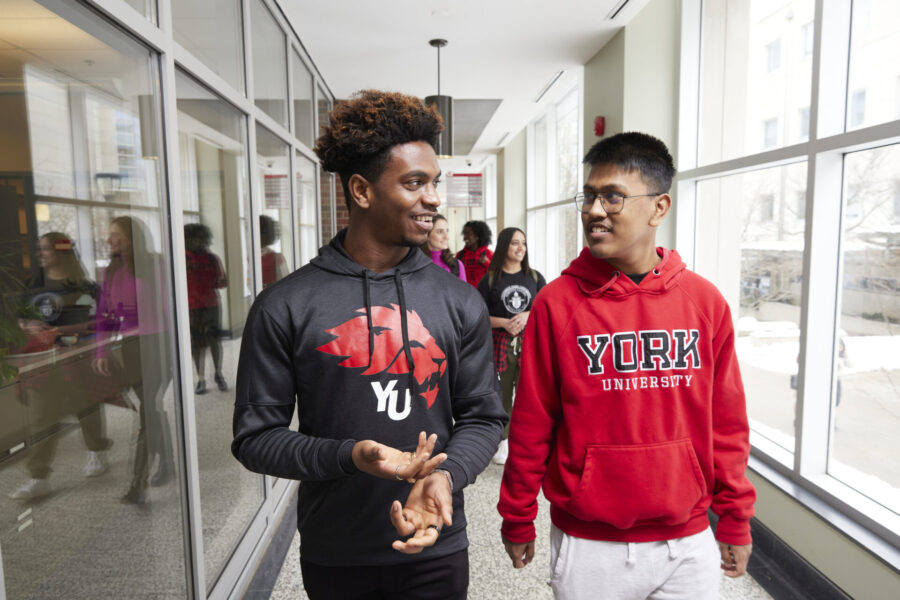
xmin=605 ymin=0 xmax=632 ymax=20
xmin=534 ymin=70 xmax=565 ymax=103
xmin=425 ymin=38 xmax=453 ymax=158
xmin=496 ymin=131 xmax=510 ymax=146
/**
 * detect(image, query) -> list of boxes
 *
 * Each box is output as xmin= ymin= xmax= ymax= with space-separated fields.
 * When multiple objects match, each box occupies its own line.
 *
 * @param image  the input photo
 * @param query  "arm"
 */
xmin=457 ymin=260 xmax=466 ymax=282
xmin=710 ymin=303 xmax=756 ymax=556
xmin=232 ymin=297 xmax=445 ymax=481
xmin=498 ymin=293 xmax=561 ymax=554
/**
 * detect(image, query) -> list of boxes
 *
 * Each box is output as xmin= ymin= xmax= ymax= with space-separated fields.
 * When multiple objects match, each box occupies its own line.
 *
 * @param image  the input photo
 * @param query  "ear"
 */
xmin=649 ymin=194 xmax=672 ymax=227
xmin=348 ymin=174 xmax=372 ymax=210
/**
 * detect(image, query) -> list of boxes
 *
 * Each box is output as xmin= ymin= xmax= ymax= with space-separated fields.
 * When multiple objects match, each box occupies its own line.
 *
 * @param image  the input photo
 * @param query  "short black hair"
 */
xmin=582 ymin=132 xmax=676 ymax=193
xmin=259 ymin=215 xmax=280 ymax=247
xmin=463 ymin=220 xmax=492 ymax=248
xmin=314 ymin=90 xmax=444 ymax=210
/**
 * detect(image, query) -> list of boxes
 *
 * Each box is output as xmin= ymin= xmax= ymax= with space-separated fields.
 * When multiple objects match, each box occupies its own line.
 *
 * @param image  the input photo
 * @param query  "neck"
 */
xmin=605 ymin=248 xmax=661 ymax=275
xmin=502 ymin=259 xmax=522 ymax=273
xmin=343 ymin=225 xmax=410 ymax=273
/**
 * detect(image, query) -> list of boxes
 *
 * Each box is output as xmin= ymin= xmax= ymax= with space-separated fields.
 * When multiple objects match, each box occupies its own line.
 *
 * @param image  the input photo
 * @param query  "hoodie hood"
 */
xmin=562 ymin=247 xmax=686 ymax=298
xmin=310 ymin=228 xmax=437 ymax=402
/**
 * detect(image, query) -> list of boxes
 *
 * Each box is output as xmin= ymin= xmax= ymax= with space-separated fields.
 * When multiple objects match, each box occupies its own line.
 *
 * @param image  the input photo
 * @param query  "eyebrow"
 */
xmin=403 ymin=170 xmax=441 ymax=179
xmin=583 ymin=183 xmax=626 ymax=192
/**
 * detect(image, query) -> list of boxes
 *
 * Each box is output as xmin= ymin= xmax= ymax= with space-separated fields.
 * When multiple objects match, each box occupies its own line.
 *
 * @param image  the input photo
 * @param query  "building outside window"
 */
xmin=766 ymin=38 xmax=782 ymax=72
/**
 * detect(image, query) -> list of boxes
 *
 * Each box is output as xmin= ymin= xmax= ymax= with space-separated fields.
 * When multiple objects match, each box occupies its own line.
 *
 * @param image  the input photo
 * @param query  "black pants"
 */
xmin=300 ymin=549 xmax=468 ymax=600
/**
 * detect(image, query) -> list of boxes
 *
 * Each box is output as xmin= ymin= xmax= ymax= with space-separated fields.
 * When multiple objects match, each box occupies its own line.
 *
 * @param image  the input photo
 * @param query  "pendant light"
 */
xmin=425 ymin=38 xmax=453 ymax=158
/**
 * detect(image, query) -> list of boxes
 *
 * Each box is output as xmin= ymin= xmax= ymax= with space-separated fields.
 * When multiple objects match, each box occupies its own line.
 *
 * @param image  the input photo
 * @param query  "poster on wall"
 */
xmin=445 ymin=173 xmax=483 ymax=207
xmin=264 ymin=174 xmax=289 ymax=209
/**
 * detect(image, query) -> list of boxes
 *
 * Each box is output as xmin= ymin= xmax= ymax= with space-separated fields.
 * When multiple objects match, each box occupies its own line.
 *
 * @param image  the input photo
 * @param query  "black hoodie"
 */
xmin=232 ymin=230 xmax=507 ymax=566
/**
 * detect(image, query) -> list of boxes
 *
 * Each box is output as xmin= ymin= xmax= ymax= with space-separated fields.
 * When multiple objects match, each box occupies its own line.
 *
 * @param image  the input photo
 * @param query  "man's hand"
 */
xmin=352 ymin=431 xmax=446 ymax=482
xmin=718 ymin=542 xmax=752 ymax=577
xmin=503 ymin=537 xmax=535 ymax=569
xmin=390 ymin=471 xmax=453 ymax=554
xmin=91 ymin=357 xmax=110 ymax=377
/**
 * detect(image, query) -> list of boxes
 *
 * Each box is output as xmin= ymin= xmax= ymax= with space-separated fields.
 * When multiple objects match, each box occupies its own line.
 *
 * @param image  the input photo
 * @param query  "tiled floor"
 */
xmin=271 ymin=461 xmax=773 ymax=599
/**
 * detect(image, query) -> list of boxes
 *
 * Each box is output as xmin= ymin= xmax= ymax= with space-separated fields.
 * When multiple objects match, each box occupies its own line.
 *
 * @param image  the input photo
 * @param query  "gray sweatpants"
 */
xmin=549 ymin=524 xmax=720 ymax=600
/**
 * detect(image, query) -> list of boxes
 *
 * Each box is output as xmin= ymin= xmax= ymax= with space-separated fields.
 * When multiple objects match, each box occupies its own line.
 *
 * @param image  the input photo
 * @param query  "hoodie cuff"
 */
xmin=714 ymin=515 xmax=753 ymax=546
xmin=501 ymin=519 xmax=536 ymax=544
xmin=439 ymin=459 xmax=468 ymax=493
xmin=337 ymin=439 xmax=360 ymax=475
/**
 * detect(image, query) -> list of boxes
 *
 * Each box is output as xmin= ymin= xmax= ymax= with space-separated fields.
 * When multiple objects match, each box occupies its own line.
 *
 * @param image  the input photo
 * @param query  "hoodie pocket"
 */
xmin=567 ymin=439 xmax=706 ymax=530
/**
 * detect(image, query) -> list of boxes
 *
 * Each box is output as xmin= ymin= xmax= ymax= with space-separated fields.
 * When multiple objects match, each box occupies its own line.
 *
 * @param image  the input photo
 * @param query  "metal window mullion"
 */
xmin=525 ymin=121 xmax=535 ymax=213
xmin=676 ymin=0 xmax=702 ymax=174
xmin=172 ymin=41 xmax=254 ymax=117
xmin=79 ymin=0 xmax=167 ymax=51
xmin=155 ymin=1 xmax=206 ymax=596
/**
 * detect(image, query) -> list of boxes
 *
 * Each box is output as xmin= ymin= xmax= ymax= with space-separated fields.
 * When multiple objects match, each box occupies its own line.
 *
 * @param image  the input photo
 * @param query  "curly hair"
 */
xmin=314 ymin=90 xmax=444 ymax=210
xmin=463 ymin=220 xmax=492 ymax=248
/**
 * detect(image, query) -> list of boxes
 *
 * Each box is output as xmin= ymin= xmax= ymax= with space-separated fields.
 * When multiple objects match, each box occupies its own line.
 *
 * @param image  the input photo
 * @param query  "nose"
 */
xmin=422 ymin=183 xmax=441 ymax=209
xmin=585 ymin=196 xmax=608 ymax=218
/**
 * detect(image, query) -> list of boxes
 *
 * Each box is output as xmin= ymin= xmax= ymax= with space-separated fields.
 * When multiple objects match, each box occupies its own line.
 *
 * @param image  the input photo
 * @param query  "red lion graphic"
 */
xmin=317 ymin=304 xmax=446 ymax=408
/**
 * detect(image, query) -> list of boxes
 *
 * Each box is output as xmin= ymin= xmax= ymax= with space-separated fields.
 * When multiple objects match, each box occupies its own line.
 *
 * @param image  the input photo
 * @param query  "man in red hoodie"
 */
xmin=498 ymin=132 xmax=755 ymax=599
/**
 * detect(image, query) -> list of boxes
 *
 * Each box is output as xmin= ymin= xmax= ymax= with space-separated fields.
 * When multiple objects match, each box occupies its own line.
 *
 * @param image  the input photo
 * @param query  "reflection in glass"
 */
xmin=695 ymin=162 xmax=808 ymax=454
xmin=295 ymin=152 xmax=318 ymax=266
xmin=699 ymin=0 xmax=815 ymax=165
xmin=0 ymin=2 xmax=187 ymax=596
xmin=251 ymin=0 xmax=288 ymax=126
xmin=317 ymin=87 xmax=338 ymax=239
xmin=176 ymin=70 xmax=263 ymax=589
xmin=833 ymin=144 xmax=900 ymax=514
xmin=256 ymin=125 xmax=294 ymax=287
xmin=846 ymin=1 xmax=900 ymax=131
xmin=292 ymin=50 xmax=314 ymax=146
xmin=173 ymin=0 xmax=245 ymax=93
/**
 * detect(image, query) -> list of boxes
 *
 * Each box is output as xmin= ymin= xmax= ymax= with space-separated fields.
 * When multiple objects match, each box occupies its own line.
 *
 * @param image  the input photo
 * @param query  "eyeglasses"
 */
xmin=573 ymin=191 xmax=663 ymax=214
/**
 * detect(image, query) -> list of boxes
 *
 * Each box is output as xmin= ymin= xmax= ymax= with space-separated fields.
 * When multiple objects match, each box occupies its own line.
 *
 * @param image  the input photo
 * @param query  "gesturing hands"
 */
xmin=352 ymin=431 xmax=447 ymax=482
xmin=390 ymin=471 xmax=454 ymax=554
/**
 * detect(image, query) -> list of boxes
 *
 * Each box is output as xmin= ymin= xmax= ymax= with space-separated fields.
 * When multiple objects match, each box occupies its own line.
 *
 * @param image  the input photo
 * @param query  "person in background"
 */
xmin=476 ymin=227 xmax=545 ymax=465
xmin=420 ymin=213 xmax=466 ymax=282
xmin=93 ymin=216 xmax=175 ymax=504
xmin=9 ymin=233 xmax=110 ymax=501
xmin=498 ymin=132 xmax=755 ymax=599
xmin=259 ymin=214 xmax=289 ymax=288
xmin=456 ymin=220 xmax=492 ymax=287
xmin=184 ymin=223 xmax=228 ymax=394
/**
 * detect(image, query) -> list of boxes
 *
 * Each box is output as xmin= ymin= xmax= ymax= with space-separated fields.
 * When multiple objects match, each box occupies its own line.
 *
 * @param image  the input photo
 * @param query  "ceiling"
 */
xmin=276 ymin=0 xmax=650 ymax=170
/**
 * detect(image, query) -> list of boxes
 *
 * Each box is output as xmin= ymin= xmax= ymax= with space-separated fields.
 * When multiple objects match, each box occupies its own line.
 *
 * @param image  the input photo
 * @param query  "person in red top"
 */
xmin=456 ymin=220 xmax=492 ymax=287
xmin=498 ymin=132 xmax=755 ymax=600
xmin=185 ymin=223 xmax=228 ymax=394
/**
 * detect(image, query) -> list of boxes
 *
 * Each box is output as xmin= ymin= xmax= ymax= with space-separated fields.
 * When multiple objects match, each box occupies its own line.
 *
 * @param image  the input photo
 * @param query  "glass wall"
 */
xmin=0 ymin=0 xmax=330 ymax=597
xmin=175 ymin=71 xmax=264 ymax=590
xmin=682 ymin=0 xmax=900 ymax=556
xmin=0 ymin=1 xmax=187 ymax=597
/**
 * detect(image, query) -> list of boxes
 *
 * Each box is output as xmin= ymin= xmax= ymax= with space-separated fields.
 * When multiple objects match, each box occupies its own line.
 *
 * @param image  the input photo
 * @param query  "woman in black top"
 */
xmin=477 ymin=227 xmax=545 ymax=464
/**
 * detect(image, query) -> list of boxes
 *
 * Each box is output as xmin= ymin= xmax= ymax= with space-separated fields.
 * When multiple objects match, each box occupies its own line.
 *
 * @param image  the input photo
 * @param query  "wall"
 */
xmin=501 ymin=128 xmax=527 ymax=230
xmin=583 ymin=30 xmax=625 ymax=152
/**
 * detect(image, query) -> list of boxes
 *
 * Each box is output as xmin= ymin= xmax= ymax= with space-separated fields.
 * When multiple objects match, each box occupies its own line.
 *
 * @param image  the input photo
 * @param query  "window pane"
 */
xmin=556 ymin=91 xmax=579 ymax=202
xmin=529 ymin=116 xmax=547 ymax=208
xmin=121 ymin=0 xmax=157 ymax=23
xmin=832 ymin=143 xmax=900 ymax=514
xmin=695 ymin=162 xmax=808 ymax=454
xmin=699 ymin=0 xmax=815 ymax=165
xmin=846 ymin=0 xmax=900 ymax=131
xmin=317 ymin=87 xmax=340 ymax=237
xmin=176 ymin=71 xmax=263 ymax=590
xmin=526 ymin=203 xmax=579 ymax=282
xmin=255 ymin=125 xmax=293 ymax=287
xmin=295 ymin=152 xmax=318 ymax=266
xmin=173 ymin=0 xmax=245 ymax=94
xmin=250 ymin=0 xmax=287 ymax=126
xmin=0 ymin=2 xmax=187 ymax=597
xmin=292 ymin=51 xmax=314 ymax=146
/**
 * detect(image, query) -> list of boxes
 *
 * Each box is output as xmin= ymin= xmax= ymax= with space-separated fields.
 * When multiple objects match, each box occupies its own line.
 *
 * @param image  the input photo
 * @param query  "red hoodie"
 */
xmin=498 ymin=247 xmax=755 ymax=546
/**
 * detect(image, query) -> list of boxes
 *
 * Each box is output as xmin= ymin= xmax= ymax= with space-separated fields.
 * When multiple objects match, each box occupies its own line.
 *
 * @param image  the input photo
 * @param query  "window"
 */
xmin=173 ymin=0 xmax=245 ymax=93
xmin=292 ymin=50 xmax=314 ymax=146
xmin=255 ymin=125 xmax=294 ymax=287
xmin=526 ymin=88 xmax=581 ymax=281
xmin=849 ymin=89 xmax=866 ymax=129
xmin=802 ymin=22 xmax=814 ymax=56
xmin=698 ymin=0 xmax=815 ymax=164
xmin=799 ymin=106 xmax=810 ymax=141
xmin=683 ymin=0 xmax=900 ymax=560
xmin=766 ymin=39 xmax=782 ymax=72
xmin=251 ymin=0 xmax=288 ymax=126
xmin=763 ymin=117 xmax=779 ymax=148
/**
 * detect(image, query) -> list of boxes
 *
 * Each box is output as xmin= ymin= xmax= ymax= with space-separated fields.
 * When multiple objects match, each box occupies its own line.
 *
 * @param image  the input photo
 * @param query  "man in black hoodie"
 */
xmin=232 ymin=90 xmax=506 ymax=599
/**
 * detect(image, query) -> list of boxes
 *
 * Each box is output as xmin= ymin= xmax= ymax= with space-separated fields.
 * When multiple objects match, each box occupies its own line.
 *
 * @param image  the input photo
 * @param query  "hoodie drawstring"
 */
xmin=393 ymin=270 xmax=417 ymax=399
xmin=665 ymin=538 xmax=678 ymax=560
xmin=626 ymin=542 xmax=636 ymax=566
xmin=363 ymin=270 xmax=375 ymax=366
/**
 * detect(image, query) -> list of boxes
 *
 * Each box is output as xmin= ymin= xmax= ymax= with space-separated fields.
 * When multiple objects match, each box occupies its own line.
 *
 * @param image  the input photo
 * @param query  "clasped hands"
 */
xmin=352 ymin=431 xmax=453 ymax=555
xmin=502 ymin=311 xmax=529 ymax=336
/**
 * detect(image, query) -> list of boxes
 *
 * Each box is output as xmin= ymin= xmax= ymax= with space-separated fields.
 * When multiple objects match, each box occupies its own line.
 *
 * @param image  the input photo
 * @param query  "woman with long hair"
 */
xmin=456 ymin=220 xmax=492 ymax=287
xmin=9 ymin=233 xmax=110 ymax=501
xmin=476 ymin=227 xmax=546 ymax=465
xmin=93 ymin=215 xmax=175 ymax=504
xmin=420 ymin=214 xmax=466 ymax=281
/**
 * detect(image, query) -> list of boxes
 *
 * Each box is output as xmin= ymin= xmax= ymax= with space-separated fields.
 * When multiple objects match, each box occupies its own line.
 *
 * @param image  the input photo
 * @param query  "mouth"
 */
xmin=412 ymin=213 xmax=434 ymax=232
